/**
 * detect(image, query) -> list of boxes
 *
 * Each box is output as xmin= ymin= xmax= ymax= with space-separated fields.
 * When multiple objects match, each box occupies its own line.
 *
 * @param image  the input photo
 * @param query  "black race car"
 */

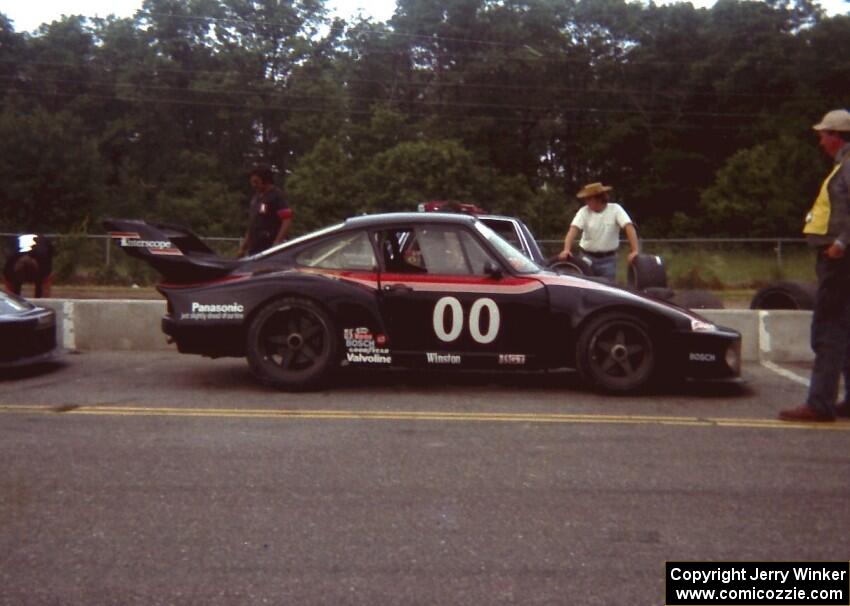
xmin=0 ymin=291 xmax=57 ymax=368
xmin=106 ymin=213 xmax=741 ymax=392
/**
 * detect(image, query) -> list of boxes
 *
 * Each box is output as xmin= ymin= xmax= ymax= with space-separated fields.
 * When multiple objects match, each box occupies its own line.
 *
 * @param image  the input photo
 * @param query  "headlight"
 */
xmin=725 ymin=343 xmax=741 ymax=374
xmin=36 ymin=311 xmax=55 ymax=328
xmin=691 ymin=319 xmax=716 ymax=332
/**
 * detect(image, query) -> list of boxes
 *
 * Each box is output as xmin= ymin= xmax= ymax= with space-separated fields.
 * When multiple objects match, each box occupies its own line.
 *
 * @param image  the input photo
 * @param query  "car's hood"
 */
xmin=0 ymin=292 xmax=37 ymax=317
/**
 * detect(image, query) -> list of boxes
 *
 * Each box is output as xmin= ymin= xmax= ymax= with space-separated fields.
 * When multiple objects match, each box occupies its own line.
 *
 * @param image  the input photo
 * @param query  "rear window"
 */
xmin=295 ymin=231 xmax=377 ymax=271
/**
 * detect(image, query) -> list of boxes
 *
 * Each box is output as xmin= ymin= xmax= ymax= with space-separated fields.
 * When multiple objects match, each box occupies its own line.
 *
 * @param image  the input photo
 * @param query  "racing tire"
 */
xmin=576 ymin=312 xmax=656 ymax=393
xmin=549 ymin=255 xmax=592 ymax=276
xmin=749 ymin=281 xmax=816 ymax=310
xmin=246 ymin=297 xmax=339 ymax=390
xmin=627 ymin=254 xmax=667 ymax=289
xmin=670 ymin=289 xmax=724 ymax=310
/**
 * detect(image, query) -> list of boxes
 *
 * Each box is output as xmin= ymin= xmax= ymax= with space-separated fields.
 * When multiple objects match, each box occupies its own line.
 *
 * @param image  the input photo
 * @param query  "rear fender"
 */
xmin=164 ymin=271 xmax=386 ymax=348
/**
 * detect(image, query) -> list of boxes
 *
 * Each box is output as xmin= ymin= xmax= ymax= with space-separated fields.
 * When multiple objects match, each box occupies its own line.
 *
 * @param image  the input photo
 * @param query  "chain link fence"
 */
xmin=537 ymin=238 xmax=815 ymax=288
xmin=3 ymin=232 xmax=815 ymax=289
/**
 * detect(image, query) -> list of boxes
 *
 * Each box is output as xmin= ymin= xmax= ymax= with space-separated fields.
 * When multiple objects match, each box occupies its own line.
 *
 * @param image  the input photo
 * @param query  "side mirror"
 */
xmin=483 ymin=260 xmax=503 ymax=279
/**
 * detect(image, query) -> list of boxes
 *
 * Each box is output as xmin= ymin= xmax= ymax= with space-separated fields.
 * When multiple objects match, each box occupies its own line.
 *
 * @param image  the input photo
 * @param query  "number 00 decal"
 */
xmin=433 ymin=296 xmax=500 ymax=344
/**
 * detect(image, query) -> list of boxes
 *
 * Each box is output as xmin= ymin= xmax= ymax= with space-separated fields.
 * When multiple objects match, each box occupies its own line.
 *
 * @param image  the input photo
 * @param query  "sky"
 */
xmin=0 ymin=0 xmax=847 ymax=32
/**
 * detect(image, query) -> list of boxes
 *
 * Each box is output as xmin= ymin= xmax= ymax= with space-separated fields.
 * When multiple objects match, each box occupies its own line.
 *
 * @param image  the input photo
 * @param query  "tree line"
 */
xmin=1 ymin=0 xmax=848 ymax=242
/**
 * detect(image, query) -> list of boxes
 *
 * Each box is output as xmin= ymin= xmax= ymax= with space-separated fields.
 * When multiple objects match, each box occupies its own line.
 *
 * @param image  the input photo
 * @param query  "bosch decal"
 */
xmin=344 ymin=327 xmax=391 ymax=364
xmin=689 ymin=352 xmax=717 ymax=362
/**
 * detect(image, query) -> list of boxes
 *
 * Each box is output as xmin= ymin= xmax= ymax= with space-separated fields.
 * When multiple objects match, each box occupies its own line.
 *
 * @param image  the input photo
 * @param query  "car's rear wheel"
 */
xmin=576 ymin=313 xmax=655 ymax=393
xmin=246 ymin=297 xmax=338 ymax=390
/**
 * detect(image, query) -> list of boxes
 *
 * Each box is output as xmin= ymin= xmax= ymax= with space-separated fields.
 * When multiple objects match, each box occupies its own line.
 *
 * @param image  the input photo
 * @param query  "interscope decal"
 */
xmin=109 ymin=232 xmax=182 ymax=256
xmin=665 ymin=562 xmax=849 ymax=605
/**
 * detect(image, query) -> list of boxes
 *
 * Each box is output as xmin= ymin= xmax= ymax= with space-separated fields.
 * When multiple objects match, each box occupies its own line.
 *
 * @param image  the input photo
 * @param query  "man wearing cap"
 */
xmin=557 ymin=182 xmax=639 ymax=281
xmin=779 ymin=109 xmax=850 ymax=422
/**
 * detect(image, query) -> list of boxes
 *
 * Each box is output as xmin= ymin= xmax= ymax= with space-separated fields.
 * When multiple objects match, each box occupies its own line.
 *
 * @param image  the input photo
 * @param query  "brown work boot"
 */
xmin=778 ymin=405 xmax=835 ymax=423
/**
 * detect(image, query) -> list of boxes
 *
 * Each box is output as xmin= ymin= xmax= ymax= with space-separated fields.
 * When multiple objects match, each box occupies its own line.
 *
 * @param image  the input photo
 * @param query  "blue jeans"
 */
xmin=587 ymin=254 xmax=617 ymax=281
xmin=806 ymin=251 xmax=850 ymax=415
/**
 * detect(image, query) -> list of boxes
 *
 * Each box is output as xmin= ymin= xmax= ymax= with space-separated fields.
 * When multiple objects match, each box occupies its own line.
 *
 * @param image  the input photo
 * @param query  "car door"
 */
xmin=376 ymin=223 xmax=550 ymax=369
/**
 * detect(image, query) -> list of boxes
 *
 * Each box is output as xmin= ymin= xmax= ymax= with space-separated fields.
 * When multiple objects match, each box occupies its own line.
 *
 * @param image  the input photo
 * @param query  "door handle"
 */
xmin=382 ymin=283 xmax=413 ymax=293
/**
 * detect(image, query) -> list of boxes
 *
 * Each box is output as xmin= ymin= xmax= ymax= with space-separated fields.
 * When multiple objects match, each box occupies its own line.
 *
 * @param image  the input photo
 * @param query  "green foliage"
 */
xmin=286 ymin=137 xmax=360 ymax=234
xmin=1 ymin=0 xmax=848 ymax=247
xmin=698 ymin=136 xmax=823 ymax=236
xmin=0 ymin=105 xmax=105 ymax=232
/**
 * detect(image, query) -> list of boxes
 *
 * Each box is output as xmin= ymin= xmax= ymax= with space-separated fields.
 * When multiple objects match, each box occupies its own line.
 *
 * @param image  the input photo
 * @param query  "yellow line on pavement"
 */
xmin=0 ymin=404 xmax=849 ymax=431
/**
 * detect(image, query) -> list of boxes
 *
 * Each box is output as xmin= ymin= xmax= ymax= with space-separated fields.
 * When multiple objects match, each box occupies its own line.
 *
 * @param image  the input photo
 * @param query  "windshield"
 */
xmin=474 ymin=221 xmax=540 ymax=274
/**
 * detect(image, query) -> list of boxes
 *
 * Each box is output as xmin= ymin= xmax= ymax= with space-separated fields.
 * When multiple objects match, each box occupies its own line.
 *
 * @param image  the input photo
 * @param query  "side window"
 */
xmin=378 ymin=229 xmax=427 ymax=273
xmin=378 ymin=226 xmax=495 ymax=276
xmin=295 ymin=231 xmax=376 ymax=271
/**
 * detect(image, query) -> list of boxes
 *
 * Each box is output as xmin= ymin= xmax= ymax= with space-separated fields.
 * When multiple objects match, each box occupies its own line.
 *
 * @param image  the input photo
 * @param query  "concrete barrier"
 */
xmin=38 ymin=299 xmax=814 ymax=362
xmin=701 ymin=310 xmax=813 ymax=363
xmin=41 ymin=299 xmax=170 ymax=352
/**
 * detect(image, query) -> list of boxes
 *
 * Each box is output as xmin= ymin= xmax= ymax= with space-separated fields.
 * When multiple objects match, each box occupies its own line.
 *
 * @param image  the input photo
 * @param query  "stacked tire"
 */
xmin=627 ymin=254 xmax=667 ymax=290
xmin=750 ymin=281 xmax=816 ymax=310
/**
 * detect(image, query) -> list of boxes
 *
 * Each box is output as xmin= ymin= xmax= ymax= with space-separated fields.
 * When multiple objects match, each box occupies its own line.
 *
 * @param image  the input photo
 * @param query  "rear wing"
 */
xmin=103 ymin=219 xmax=239 ymax=284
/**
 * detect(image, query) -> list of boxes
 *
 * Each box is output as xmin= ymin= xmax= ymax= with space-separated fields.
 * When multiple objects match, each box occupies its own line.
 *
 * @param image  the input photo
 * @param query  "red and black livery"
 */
xmin=105 ymin=213 xmax=741 ymax=392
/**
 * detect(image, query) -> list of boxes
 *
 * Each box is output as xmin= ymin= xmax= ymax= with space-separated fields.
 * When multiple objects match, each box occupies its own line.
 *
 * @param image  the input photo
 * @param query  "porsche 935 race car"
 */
xmin=105 ymin=213 xmax=741 ymax=392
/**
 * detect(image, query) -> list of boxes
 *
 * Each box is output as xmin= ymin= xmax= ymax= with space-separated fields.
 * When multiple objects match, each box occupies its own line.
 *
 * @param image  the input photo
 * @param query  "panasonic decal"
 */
xmin=180 ymin=302 xmax=245 ymax=321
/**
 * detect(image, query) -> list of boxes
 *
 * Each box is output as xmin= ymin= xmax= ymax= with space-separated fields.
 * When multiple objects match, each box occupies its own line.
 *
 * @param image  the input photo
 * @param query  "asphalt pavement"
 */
xmin=0 ymin=352 xmax=847 ymax=605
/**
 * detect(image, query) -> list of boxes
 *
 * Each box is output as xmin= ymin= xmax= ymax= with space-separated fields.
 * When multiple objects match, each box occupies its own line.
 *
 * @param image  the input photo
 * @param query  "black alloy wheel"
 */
xmin=577 ymin=313 xmax=655 ymax=393
xmin=246 ymin=298 xmax=337 ymax=390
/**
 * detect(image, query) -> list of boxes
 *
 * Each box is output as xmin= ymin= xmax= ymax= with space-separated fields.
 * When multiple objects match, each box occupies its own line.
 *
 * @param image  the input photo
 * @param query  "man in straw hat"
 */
xmin=557 ymin=182 xmax=639 ymax=281
xmin=779 ymin=109 xmax=850 ymax=422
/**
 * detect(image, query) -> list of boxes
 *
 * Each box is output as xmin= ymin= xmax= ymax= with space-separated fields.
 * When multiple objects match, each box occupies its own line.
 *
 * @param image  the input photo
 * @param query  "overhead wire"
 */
xmin=1 ymin=86 xmax=764 ymax=132
xmin=0 ymin=73 xmax=784 ymax=120
xmin=0 ymin=57 xmax=816 ymax=103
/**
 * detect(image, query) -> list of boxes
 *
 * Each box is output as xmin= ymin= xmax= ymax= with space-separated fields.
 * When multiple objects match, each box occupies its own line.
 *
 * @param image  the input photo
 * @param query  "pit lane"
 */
xmin=1 ymin=352 xmax=847 ymax=605
xmin=0 ymin=351 xmax=833 ymax=427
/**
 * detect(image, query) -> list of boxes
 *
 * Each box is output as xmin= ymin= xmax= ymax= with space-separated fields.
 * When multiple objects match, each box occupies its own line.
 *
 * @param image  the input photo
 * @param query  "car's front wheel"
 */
xmin=246 ymin=297 xmax=338 ymax=390
xmin=576 ymin=313 xmax=655 ymax=393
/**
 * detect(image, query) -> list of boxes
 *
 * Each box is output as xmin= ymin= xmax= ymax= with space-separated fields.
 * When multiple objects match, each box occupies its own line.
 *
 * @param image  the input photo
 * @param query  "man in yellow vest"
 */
xmin=779 ymin=109 xmax=850 ymax=422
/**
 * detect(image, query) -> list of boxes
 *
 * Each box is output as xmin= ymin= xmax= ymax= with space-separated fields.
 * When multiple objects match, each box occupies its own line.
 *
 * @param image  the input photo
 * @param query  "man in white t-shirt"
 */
xmin=556 ymin=182 xmax=639 ymax=280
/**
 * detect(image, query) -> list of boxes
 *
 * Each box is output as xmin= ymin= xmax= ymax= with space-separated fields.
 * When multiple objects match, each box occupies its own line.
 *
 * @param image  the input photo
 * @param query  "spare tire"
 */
xmin=628 ymin=254 xmax=667 ymax=289
xmin=670 ymin=289 xmax=724 ymax=310
xmin=750 ymin=281 xmax=816 ymax=310
xmin=550 ymin=254 xmax=593 ymax=276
